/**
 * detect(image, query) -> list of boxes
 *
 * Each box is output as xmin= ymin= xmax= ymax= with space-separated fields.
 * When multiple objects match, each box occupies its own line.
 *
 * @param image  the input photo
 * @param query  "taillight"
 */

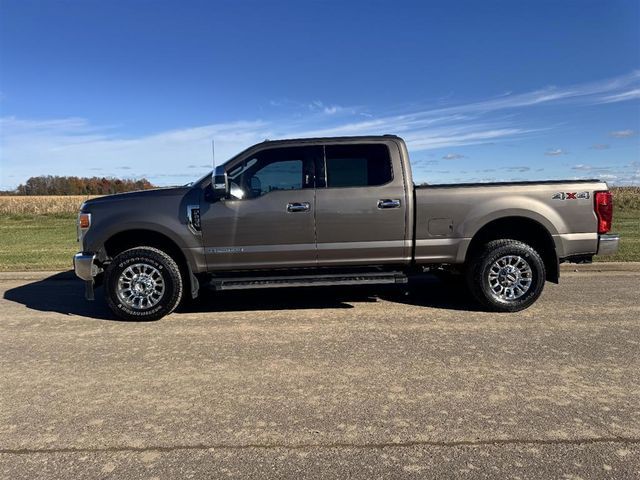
xmin=594 ymin=191 xmax=613 ymax=234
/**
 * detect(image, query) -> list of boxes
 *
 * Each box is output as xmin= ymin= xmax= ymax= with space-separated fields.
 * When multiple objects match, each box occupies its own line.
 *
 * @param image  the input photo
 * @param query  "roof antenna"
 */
xmin=211 ymin=139 xmax=215 ymax=171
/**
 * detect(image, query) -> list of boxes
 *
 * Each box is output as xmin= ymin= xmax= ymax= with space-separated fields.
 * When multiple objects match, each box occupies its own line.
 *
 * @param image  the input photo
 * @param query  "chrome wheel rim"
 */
xmin=116 ymin=263 xmax=165 ymax=310
xmin=487 ymin=255 xmax=533 ymax=301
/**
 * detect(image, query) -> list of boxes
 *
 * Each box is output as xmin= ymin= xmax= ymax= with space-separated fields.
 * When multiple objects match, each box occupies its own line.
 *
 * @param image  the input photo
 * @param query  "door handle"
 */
xmin=287 ymin=202 xmax=311 ymax=213
xmin=377 ymin=199 xmax=401 ymax=209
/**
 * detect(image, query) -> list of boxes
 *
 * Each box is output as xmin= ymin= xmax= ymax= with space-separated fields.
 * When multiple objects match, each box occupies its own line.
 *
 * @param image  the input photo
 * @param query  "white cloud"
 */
xmin=412 ymin=70 xmax=640 ymax=115
xmin=610 ymin=129 xmax=637 ymax=138
xmin=596 ymin=89 xmax=640 ymax=104
xmin=306 ymin=100 xmax=349 ymax=115
xmin=2 ymin=70 xmax=640 ymax=188
xmin=589 ymin=144 xmax=610 ymax=150
xmin=0 ymin=117 xmax=274 ymax=188
xmin=544 ymin=148 xmax=568 ymax=156
xmin=323 ymin=106 xmax=341 ymax=115
xmin=442 ymin=153 xmax=465 ymax=160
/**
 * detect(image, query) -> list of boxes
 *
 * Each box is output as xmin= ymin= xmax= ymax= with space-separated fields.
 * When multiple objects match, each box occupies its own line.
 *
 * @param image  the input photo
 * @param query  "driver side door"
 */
xmin=200 ymin=145 xmax=320 ymax=271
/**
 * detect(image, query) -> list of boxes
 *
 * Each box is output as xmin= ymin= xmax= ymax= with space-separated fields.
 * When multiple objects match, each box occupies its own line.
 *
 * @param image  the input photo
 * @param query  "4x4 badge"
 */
xmin=552 ymin=191 xmax=590 ymax=200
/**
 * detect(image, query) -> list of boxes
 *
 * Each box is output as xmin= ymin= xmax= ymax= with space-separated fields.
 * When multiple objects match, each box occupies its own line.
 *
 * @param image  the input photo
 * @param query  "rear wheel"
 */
xmin=466 ymin=239 xmax=546 ymax=312
xmin=104 ymin=247 xmax=183 ymax=321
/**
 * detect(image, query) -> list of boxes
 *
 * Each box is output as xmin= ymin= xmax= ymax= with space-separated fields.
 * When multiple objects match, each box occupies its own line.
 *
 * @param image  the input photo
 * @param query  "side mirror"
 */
xmin=210 ymin=165 xmax=229 ymax=200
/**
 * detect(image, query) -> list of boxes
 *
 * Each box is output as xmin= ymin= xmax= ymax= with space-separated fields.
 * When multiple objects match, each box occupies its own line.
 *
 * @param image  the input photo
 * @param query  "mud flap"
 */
xmin=190 ymin=270 xmax=200 ymax=299
xmin=84 ymin=280 xmax=95 ymax=301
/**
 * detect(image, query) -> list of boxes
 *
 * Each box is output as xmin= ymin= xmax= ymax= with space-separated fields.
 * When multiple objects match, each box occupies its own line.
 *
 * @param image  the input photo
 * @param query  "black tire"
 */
xmin=466 ymin=239 xmax=546 ymax=312
xmin=104 ymin=247 xmax=183 ymax=321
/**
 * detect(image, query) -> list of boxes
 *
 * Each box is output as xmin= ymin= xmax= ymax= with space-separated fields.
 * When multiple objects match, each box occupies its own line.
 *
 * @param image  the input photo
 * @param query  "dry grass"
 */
xmin=0 ymin=195 xmax=99 ymax=216
xmin=611 ymin=186 xmax=640 ymax=211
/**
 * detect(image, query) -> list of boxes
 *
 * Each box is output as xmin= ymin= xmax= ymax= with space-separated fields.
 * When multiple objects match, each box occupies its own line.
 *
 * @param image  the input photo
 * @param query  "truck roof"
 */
xmin=258 ymin=134 xmax=402 ymax=146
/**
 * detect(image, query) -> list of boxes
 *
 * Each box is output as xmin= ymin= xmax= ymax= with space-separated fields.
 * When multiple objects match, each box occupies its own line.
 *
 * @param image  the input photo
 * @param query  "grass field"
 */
xmin=0 ymin=214 xmax=78 ymax=271
xmin=0 ymin=190 xmax=638 ymax=271
xmin=595 ymin=209 xmax=640 ymax=262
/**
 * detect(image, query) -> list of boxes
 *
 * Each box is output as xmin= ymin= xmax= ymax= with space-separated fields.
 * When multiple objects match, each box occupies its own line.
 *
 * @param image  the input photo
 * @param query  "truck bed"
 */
xmin=412 ymin=179 xmax=608 ymax=264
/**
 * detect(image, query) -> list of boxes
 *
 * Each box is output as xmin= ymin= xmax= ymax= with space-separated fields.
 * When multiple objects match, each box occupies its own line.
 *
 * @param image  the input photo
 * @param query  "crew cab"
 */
xmin=74 ymin=135 xmax=619 ymax=320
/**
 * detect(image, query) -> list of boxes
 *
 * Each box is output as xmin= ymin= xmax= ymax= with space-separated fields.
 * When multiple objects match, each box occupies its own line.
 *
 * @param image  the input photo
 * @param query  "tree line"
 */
xmin=2 ymin=176 xmax=156 ymax=195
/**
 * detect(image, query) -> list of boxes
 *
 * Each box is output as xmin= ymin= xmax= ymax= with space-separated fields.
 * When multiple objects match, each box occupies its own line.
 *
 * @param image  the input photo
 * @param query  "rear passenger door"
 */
xmin=314 ymin=142 xmax=410 ymax=266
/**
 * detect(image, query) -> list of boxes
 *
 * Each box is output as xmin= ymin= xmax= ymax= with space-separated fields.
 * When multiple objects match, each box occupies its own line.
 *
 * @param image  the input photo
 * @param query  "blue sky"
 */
xmin=1 ymin=0 xmax=639 ymax=189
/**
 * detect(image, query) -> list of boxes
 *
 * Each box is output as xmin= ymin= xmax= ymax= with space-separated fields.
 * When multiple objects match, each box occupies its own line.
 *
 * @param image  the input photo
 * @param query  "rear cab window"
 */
xmin=324 ymin=144 xmax=393 ymax=188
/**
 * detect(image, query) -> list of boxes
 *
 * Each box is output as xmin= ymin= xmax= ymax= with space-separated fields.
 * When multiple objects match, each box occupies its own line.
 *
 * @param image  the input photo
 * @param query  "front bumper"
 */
xmin=597 ymin=234 xmax=620 ymax=256
xmin=73 ymin=252 xmax=96 ymax=281
xmin=73 ymin=252 xmax=101 ymax=300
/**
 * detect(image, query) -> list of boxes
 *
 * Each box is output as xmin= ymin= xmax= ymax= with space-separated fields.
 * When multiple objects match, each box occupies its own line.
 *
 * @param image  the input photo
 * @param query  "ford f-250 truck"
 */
xmin=74 ymin=135 xmax=619 ymax=320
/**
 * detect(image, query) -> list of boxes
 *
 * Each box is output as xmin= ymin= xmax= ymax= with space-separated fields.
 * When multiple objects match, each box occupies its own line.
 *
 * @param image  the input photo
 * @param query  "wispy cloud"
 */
xmin=610 ymin=129 xmax=637 ymax=138
xmin=442 ymin=153 xmax=465 ymax=160
xmin=589 ymin=143 xmax=610 ymax=150
xmin=308 ymin=100 xmax=346 ymax=115
xmin=410 ymin=70 xmax=640 ymax=114
xmin=568 ymin=164 xmax=640 ymax=187
xmin=572 ymin=164 xmax=594 ymax=171
xmin=270 ymin=99 xmax=353 ymax=116
xmin=0 ymin=116 xmax=273 ymax=187
xmin=545 ymin=148 xmax=568 ymax=156
xmin=597 ymin=89 xmax=640 ymax=104
xmin=2 ymin=70 xmax=640 ymax=188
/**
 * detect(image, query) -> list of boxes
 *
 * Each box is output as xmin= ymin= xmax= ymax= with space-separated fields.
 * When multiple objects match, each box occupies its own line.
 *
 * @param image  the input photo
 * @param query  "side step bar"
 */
xmin=211 ymin=272 xmax=408 ymax=291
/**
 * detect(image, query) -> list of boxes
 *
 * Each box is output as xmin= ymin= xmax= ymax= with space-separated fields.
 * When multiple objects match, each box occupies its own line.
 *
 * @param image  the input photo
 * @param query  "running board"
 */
xmin=211 ymin=272 xmax=408 ymax=291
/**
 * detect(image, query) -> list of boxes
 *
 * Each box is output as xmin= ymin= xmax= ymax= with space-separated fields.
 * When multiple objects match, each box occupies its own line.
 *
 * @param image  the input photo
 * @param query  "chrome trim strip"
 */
xmin=206 ymin=243 xmax=315 ymax=254
xmin=205 ymin=240 xmax=410 ymax=254
xmin=415 ymin=238 xmax=465 ymax=247
xmin=597 ymin=234 xmax=620 ymax=256
xmin=317 ymin=240 xmax=410 ymax=250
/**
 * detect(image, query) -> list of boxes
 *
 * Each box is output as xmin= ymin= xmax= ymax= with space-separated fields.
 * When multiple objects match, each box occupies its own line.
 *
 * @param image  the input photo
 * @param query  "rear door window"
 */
xmin=325 ymin=144 xmax=393 ymax=188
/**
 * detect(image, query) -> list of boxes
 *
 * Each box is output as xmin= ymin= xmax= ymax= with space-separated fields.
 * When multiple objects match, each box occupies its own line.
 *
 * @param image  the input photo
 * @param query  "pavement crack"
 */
xmin=2 ymin=436 xmax=640 ymax=455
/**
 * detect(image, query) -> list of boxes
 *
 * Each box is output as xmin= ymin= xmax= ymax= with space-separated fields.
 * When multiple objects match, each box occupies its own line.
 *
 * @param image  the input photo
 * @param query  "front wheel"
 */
xmin=104 ymin=247 xmax=183 ymax=321
xmin=466 ymin=239 xmax=546 ymax=312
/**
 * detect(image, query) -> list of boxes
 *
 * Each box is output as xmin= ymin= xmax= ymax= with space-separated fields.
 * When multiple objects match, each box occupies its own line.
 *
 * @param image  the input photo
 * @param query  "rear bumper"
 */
xmin=597 ymin=234 xmax=620 ymax=256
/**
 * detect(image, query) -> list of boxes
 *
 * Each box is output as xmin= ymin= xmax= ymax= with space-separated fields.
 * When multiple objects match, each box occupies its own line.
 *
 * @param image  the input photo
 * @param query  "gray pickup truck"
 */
xmin=74 ymin=135 xmax=619 ymax=320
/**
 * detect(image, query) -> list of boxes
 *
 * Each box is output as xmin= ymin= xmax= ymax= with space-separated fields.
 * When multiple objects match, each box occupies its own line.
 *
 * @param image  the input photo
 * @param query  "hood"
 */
xmin=81 ymin=186 xmax=190 ymax=211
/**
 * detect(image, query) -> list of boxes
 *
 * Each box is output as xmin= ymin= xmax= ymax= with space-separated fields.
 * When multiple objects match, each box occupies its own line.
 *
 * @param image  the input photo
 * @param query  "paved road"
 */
xmin=1 ymin=268 xmax=639 ymax=479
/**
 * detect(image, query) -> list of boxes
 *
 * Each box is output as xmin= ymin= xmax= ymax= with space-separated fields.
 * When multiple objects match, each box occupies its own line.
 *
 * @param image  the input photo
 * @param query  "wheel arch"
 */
xmin=464 ymin=216 xmax=559 ymax=283
xmin=103 ymin=229 xmax=199 ymax=298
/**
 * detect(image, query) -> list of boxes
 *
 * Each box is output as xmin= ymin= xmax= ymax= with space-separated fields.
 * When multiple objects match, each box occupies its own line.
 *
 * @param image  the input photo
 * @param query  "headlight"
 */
xmin=77 ymin=212 xmax=91 ymax=242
